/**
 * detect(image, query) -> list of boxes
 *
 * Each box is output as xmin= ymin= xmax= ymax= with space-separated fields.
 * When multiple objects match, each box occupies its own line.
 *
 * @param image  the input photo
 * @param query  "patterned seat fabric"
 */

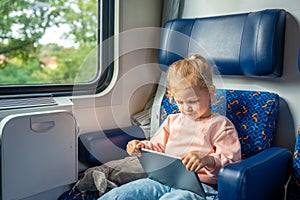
xmin=160 ymin=89 xmax=280 ymax=159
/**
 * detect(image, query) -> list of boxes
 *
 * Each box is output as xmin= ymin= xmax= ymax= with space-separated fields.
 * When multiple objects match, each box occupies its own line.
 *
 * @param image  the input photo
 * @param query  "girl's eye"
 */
xmin=176 ymin=100 xmax=199 ymax=105
xmin=188 ymin=100 xmax=199 ymax=104
xmin=176 ymin=100 xmax=183 ymax=104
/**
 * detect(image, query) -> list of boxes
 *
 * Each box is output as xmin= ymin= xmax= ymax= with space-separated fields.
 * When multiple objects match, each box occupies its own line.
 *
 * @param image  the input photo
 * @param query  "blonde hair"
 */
xmin=167 ymin=54 xmax=215 ymax=98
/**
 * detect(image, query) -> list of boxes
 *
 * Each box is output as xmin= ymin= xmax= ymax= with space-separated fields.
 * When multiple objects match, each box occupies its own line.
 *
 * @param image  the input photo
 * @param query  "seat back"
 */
xmin=158 ymin=89 xmax=279 ymax=159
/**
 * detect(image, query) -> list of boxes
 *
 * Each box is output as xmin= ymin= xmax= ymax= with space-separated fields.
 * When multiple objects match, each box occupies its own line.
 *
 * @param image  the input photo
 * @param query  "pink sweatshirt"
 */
xmin=141 ymin=112 xmax=241 ymax=185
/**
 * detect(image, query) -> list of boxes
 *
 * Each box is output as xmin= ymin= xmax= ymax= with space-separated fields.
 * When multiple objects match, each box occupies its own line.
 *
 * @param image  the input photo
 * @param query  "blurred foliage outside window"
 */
xmin=0 ymin=0 xmax=98 ymax=85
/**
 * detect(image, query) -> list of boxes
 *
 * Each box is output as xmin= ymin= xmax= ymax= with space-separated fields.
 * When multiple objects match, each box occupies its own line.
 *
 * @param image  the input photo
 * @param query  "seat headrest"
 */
xmin=158 ymin=9 xmax=286 ymax=77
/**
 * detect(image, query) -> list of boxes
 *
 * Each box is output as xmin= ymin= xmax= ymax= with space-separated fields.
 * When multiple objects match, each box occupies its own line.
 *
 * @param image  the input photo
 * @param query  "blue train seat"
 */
xmin=287 ymin=128 xmax=300 ymax=200
xmin=151 ymin=8 xmax=292 ymax=200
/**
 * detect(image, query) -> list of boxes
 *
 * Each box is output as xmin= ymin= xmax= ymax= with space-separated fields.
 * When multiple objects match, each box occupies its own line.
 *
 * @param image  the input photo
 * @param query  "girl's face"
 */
xmin=174 ymin=87 xmax=211 ymax=121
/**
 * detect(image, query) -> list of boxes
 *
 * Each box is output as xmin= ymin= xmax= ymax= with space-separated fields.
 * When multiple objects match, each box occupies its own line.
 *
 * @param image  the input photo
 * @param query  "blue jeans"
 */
xmin=98 ymin=178 xmax=218 ymax=200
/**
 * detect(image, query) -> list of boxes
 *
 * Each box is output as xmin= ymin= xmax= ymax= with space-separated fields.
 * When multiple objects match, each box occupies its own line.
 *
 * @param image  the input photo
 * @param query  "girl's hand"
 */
xmin=181 ymin=152 xmax=215 ymax=172
xmin=126 ymin=140 xmax=145 ymax=156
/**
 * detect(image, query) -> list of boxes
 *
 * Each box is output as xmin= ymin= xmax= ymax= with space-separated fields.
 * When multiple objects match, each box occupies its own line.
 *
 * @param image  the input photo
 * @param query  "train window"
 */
xmin=0 ymin=0 xmax=115 ymax=98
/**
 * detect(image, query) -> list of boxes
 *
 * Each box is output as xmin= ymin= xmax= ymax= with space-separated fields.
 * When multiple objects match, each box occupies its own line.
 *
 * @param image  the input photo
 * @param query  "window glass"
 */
xmin=0 ymin=0 xmax=113 ymax=96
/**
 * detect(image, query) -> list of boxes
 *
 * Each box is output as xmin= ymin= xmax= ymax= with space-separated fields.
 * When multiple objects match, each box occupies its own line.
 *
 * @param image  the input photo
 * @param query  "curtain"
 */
xmin=161 ymin=0 xmax=183 ymax=26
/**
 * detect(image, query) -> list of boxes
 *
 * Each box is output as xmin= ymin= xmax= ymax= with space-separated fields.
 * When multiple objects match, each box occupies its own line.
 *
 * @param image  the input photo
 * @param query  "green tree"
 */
xmin=0 ymin=0 xmax=65 ymax=59
xmin=0 ymin=0 xmax=98 ymax=84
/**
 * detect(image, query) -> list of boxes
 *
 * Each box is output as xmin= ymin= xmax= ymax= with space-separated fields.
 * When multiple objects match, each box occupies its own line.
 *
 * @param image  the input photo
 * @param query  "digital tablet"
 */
xmin=138 ymin=148 xmax=206 ymax=198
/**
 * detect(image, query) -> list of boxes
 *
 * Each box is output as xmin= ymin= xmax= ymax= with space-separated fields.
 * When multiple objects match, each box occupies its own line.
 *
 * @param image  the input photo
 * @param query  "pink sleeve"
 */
xmin=140 ymin=117 xmax=170 ymax=153
xmin=206 ymin=120 xmax=242 ymax=175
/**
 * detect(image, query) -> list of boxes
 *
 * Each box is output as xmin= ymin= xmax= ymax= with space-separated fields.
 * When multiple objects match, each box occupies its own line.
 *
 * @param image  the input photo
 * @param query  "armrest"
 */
xmin=78 ymin=126 xmax=146 ymax=165
xmin=218 ymin=147 xmax=293 ymax=200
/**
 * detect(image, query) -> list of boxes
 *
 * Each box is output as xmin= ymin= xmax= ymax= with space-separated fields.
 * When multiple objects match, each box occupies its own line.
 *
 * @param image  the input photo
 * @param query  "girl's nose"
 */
xmin=184 ymin=104 xmax=193 ymax=112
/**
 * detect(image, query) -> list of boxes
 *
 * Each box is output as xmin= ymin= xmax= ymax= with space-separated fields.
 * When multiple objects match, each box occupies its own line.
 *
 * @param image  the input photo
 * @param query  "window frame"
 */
xmin=0 ymin=0 xmax=115 ymax=99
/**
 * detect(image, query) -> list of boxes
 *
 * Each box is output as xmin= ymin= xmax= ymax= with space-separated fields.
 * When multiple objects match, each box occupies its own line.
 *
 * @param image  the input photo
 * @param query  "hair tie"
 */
xmin=189 ymin=55 xmax=196 ymax=60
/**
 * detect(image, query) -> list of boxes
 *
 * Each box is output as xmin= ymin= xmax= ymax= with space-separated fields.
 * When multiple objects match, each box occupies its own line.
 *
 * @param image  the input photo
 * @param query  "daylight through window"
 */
xmin=0 ymin=0 xmax=114 ymax=97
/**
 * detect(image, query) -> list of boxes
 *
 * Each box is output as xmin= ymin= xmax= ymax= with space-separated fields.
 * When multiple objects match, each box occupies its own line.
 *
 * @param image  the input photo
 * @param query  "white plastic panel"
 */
xmin=0 ymin=110 xmax=78 ymax=200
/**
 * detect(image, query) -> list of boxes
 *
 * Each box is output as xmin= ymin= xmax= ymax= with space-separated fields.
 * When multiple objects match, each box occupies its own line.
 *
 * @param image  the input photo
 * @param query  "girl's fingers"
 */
xmin=126 ymin=140 xmax=145 ymax=156
xmin=181 ymin=153 xmax=206 ymax=172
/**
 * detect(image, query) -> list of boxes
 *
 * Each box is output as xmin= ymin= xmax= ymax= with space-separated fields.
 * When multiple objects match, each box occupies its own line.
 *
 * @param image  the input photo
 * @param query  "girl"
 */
xmin=98 ymin=54 xmax=241 ymax=200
